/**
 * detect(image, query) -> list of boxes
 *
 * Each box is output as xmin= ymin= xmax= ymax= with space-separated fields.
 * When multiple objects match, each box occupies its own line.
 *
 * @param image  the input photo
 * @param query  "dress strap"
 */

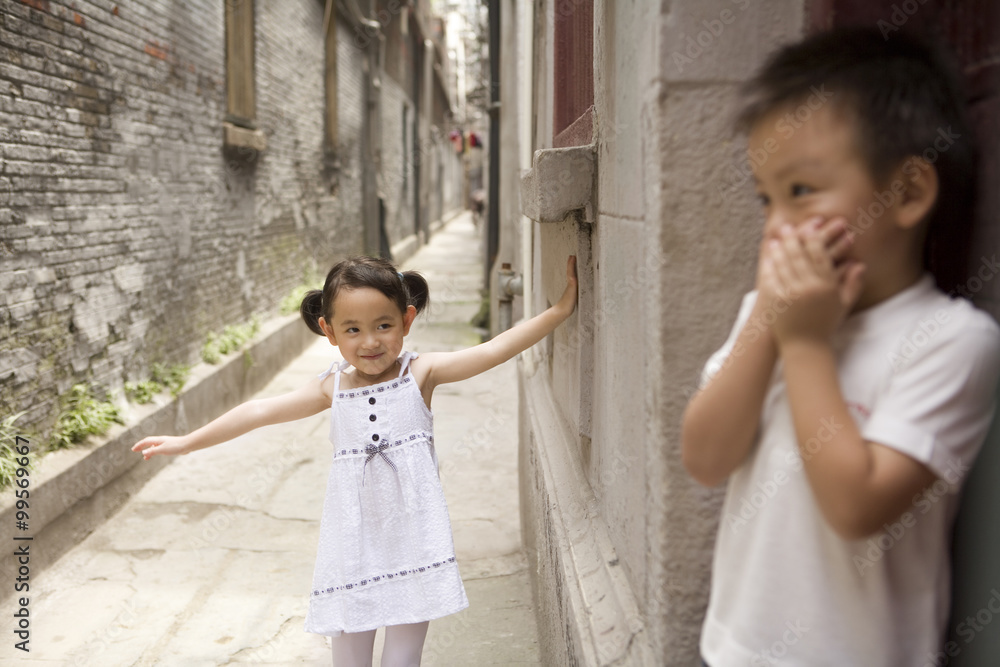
xmin=317 ymin=361 xmax=337 ymax=381
xmin=318 ymin=359 xmax=352 ymax=395
xmin=397 ymin=351 xmax=419 ymax=378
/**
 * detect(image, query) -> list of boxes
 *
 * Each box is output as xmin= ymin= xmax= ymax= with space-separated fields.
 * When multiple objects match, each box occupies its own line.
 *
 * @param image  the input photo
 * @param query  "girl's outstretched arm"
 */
xmin=422 ymin=256 xmax=578 ymax=388
xmin=131 ymin=377 xmax=331 ymax=460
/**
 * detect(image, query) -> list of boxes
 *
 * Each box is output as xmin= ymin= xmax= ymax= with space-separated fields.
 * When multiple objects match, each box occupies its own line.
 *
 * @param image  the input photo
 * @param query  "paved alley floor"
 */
xmin=0 ymin=212 xmax=542 ymax=666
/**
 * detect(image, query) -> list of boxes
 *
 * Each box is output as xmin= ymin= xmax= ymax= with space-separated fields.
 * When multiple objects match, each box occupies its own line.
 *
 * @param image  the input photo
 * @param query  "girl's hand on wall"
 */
xmin=132 ymin=435 xmax=191 ymax=460
xmin=556 ymin=255 xmax=578 ymax=318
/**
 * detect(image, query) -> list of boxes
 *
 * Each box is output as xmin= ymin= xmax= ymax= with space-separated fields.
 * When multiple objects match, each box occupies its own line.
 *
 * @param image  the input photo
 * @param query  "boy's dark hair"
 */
xmin=300 ymin=256 xmax=430 ymax=336
xmin=737 ymin=27 xmax=977 ymax=292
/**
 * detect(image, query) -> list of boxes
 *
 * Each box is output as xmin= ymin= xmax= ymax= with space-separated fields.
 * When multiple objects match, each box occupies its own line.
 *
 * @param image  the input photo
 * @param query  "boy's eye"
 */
xmin=756 ymin=193 xmax=770 ymax=207
xmin=346 ymin=327 xmax=359 ymax=334
xmin=377 ymin=323 xmax=392 ymax=330
xmin=790 ymin=183 xmax=813 ymax=197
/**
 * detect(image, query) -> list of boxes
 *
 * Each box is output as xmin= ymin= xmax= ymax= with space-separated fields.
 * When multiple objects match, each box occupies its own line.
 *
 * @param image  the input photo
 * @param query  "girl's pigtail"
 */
xmin=300 ymin=290 xmax=327 ymax=336
xmin=401 ymin=271 xmax=430 ymax=314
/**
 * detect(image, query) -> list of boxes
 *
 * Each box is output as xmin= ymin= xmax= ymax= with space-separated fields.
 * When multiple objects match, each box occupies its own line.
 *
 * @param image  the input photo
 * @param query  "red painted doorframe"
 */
xmin=553 ymin=0 xmax=594 ymax=148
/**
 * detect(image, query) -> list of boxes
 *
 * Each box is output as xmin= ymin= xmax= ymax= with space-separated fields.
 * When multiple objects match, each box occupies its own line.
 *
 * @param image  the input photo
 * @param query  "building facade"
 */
xmin=0 ymin=0 xmax=460 ymax=440
xmin=497 ymin=0 xmax=1000 ymax=664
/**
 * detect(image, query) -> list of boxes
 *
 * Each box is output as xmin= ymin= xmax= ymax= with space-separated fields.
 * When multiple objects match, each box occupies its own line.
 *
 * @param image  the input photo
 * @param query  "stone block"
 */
xmin=520 ymin=145 xmax=596 ymax=224
xmin=222 ymin=121 xmax=267 ymax=154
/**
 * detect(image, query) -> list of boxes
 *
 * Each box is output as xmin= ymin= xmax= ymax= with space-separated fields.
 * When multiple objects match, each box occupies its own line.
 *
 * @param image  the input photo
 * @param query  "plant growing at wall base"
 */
xmin=201 ymin=318 xmax=261 ymax=364
xmin=280 ymin=281 xmax=323 ymax=316
xmin=125 ymin=363 xmax=192 ymax=404
xmin=49 ymin=384 xmax=124 ymax=451
xmin=470 ymin=290 xmax=490 ymax=330
xmin=124 ymin=379 xmax=160 ymax=404
xmin=0 ymin=412 xmax=36 ymax=491
xmin=151 ymin=362 xmax=190 ymax=397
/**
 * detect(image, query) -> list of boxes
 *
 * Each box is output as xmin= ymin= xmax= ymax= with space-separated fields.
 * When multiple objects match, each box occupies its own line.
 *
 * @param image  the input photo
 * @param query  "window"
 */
xmin=553 ymin=0 xmax=594 ymax=148
xmin=223 ymin=0 xmax=265 ymax=152
xmin=324 ymin=0 xmax=338 ymax=150
xmin=225 ymin=0 xmax=256 ymax=128
xmin=402 ymin=104 xmax=409 ymax=191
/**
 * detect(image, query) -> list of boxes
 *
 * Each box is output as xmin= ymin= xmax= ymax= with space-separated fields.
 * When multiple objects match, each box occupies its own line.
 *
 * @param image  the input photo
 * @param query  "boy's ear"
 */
xmin=895 ymin=156 xmax=940 ymax=231
xmin=318 ymin=317 xmax=338 ymax=346
xmin=402 ymin=305 xmax=417 ymax=335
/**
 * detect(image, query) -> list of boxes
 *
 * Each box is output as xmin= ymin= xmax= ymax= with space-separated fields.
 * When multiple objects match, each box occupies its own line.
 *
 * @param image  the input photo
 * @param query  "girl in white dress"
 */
xmin=133 ymin=254 xmax=577 ymax=666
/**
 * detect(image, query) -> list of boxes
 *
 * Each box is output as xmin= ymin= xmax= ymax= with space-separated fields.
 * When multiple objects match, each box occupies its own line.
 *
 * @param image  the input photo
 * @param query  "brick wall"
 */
xmin=378 ymin=7 xmax=462 ymax=255
xmin=381 ymin=75 xmax=416 ymax=249
xmin=0 ymin=0 xmax=364 ymax=435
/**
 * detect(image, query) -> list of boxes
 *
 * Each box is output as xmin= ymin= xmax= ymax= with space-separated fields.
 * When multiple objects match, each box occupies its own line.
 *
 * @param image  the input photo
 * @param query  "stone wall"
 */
xmin=514 ymin=0 xmax=804 ymax=664
xmin=381 ymin=72 xmax=417 ymax=251
xmin=0 ymin=0 xmax=364 ymax=436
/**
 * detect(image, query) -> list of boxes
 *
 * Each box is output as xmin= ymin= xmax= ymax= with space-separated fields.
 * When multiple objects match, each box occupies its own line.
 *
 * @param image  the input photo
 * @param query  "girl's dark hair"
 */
xmin=737 ymin=27 xmax=977 ymax=292
xmin=300 ymin=256 xmax=430 ymax=336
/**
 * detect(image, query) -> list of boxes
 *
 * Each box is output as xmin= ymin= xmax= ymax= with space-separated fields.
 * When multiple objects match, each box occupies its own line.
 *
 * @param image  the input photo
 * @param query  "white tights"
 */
xmin=330 ymin=621 xmax=430 ymax=667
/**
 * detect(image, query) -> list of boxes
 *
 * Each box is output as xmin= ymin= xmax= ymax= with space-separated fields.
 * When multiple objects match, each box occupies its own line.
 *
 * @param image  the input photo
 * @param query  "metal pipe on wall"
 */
xmin=486 ymin=0 xmax=501 ymax=289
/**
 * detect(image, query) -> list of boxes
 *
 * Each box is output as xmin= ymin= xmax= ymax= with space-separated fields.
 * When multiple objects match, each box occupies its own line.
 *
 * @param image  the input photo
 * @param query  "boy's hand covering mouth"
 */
xmin=759 ymin=217 xmax=868 ymax=343
xmin=810 ymin=216 xmax=855 ymax=268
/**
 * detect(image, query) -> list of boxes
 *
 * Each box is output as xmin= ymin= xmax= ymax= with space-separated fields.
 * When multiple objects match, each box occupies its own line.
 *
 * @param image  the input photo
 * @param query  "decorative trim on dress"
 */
xmin=311 ymin=556 xmax=458 ymax=597
xmin=336 ymin=375 xmax=413 ymax=400
xmin=335 ymin=430 xmax=434 ymax=458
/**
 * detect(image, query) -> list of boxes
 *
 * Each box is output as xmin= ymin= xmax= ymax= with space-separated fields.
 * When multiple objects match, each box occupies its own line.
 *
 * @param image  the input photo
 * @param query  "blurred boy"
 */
xmin=682 ymin=28 xmax=1000 ymax=666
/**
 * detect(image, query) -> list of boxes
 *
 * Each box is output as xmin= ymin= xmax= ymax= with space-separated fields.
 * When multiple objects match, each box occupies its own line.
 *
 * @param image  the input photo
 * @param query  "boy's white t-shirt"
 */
xmin=699 ymin=275 xmax=1000 ymax=667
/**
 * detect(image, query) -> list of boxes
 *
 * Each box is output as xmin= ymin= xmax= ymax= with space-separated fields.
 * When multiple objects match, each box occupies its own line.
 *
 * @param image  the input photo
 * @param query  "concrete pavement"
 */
xmin=0 ymin=212 xmax=542 ymax=666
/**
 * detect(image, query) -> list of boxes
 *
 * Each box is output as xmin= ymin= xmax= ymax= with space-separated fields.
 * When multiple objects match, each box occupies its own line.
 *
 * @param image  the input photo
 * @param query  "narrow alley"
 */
xmin=0 ymin=213 xmax=541 ymax=666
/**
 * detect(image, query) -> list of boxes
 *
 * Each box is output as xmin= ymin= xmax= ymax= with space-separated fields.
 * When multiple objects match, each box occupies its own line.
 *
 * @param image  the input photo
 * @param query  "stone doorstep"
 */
xmin=0 ymin=312 xmax=316 ymax=604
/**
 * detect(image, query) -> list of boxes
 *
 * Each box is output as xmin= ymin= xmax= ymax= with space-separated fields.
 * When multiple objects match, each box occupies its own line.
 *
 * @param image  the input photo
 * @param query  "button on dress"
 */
xmin=305 ymin=351 xmax=469 ymax=635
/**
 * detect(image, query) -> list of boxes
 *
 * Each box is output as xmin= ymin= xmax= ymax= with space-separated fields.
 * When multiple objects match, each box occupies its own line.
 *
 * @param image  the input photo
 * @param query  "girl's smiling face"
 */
xmin=320 ymin=287 xmax=416 ymax=384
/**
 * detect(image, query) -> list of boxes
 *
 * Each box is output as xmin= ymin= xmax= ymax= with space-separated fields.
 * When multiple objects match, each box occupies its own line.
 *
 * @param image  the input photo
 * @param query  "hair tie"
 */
xmin=398 ymin=272 xmax=404 ymax=281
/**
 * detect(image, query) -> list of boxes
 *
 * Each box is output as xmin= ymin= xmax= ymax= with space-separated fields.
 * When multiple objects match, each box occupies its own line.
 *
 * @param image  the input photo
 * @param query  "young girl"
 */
xmin=132 ymin=254 xmax=577 ymax=666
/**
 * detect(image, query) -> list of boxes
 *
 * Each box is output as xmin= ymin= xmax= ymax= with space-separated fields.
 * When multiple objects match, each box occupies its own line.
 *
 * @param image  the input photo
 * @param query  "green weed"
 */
xmin=124 ymin=379 xmax=160 ymax=404
xmin=0 ymin=412 xmax=36 ymax=491
xmin=280 ymin=281 xmax=323 ymax=316
xmin=201 ymin=318 xmax=261 ymax=365
xmin=151 ymin=362 xmax=190 ymax=397
xmin=49 ymin=384 xmax=123 ymax=451
xmin=125 ymin=363 xmax=190 ymax=404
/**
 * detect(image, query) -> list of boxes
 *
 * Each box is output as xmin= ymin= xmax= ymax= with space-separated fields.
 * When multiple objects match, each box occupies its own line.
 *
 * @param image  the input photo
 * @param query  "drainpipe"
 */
xmin=497 ymin=262 xmax=523 ymax=332
xmin=517 ymin=0 xmax=535 ymax=372
xmin=485 ymin=0 xmax=500 ymax=288
xmin=347 ymin=0 xmax=384 ymax=256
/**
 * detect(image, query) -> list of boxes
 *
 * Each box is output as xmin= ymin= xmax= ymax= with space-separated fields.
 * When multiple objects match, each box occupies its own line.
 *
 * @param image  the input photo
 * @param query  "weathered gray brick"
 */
xmin=1 ymin=0 xmax=366 ymax=437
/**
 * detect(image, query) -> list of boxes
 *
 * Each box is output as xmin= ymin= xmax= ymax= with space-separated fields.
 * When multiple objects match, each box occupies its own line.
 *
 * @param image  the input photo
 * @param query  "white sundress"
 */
xmin=304 ymin=351 xmax=469 ymax=636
